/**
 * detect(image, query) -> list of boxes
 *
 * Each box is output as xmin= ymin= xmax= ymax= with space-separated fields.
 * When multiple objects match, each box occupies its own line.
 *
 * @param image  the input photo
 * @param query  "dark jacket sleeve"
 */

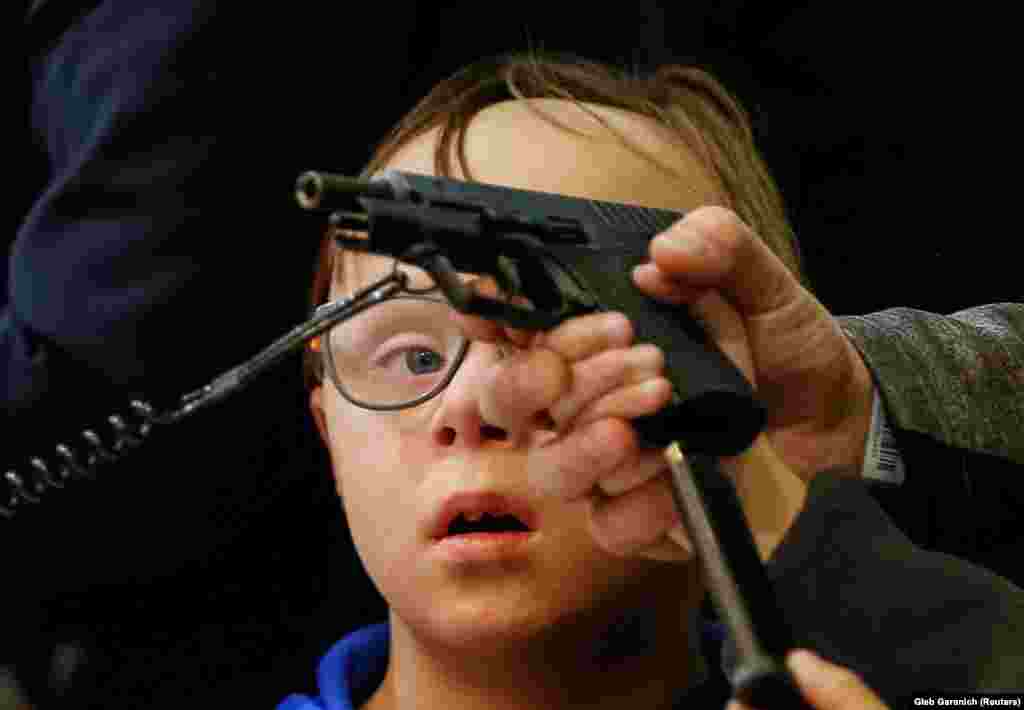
xmin=2 ymin=1 xmax=330 ymax=590
xmin=2 ymin=4 xmax=409 ymax=703
xmin=722 ymin=472 xmax=1024 ymax=703
xmin=839 ymin=306 xmax=1024 ymax=584
xmin=2 ymin=0 xmax=428 ymax=562
xmin=839 ymin=305 xmax=1024 ymax=465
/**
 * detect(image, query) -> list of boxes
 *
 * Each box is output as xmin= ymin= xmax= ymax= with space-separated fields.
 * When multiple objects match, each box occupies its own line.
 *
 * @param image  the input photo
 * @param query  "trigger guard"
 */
xmin=493 ymin=255 xmax=523 ymax=300
xmin=403 ymin=242 xmax=560 ymax=330
xmin=491 ymin=233 xmax=587 ymax=317
xmin=461 ymin=294 xmax=562 ymax=330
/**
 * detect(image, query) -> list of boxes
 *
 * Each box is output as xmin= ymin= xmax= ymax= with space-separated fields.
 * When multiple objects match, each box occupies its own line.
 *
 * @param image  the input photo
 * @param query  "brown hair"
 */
xmin=304 ymin=50 xmax=806 ymax=390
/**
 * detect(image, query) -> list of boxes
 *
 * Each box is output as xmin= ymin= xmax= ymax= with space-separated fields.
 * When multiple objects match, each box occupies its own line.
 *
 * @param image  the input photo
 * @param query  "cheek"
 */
xmin=322 ymin=400 xmax=432 ymax=591
xmin=325 ymin=402 xmax=400 ymax=496
xmin=324 ymin=402 xmax=433 ymax=488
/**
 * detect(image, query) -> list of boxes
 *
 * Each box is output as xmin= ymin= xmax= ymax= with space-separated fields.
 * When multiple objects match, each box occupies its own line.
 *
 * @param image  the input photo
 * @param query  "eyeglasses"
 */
xmin=310 ymin=293 xmax=472 ymax=410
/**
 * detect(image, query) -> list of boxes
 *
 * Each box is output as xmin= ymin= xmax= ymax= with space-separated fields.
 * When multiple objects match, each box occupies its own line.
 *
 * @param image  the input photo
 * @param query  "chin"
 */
xmin=399 ymin=590 xmax=567 ymax=654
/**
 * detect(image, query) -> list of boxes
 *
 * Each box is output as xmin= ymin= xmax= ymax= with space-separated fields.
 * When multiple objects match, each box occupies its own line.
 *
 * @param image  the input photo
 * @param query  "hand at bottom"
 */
xmin=729 ymin=650 xmax=889 ymax=710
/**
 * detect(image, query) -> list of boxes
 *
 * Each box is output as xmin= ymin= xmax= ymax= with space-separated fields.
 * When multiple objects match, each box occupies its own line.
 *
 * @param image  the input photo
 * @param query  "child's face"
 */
xmin=309 ymin=99 xmax=722 ymax=655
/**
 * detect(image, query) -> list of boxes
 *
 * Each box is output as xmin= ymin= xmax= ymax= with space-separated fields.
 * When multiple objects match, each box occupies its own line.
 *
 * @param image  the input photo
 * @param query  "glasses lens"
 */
xmin=323 ymin=296 xmax=466 ymax=408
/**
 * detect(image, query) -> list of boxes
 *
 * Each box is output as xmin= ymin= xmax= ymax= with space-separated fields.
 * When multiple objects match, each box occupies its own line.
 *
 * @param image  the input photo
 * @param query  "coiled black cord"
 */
xmin=1 ymin=401 xmax=156 ymax=519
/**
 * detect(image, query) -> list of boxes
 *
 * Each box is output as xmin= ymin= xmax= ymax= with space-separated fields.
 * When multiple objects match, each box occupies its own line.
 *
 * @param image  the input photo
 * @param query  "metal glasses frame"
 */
xmin=312 ymin=293 xmax=472 ymax=411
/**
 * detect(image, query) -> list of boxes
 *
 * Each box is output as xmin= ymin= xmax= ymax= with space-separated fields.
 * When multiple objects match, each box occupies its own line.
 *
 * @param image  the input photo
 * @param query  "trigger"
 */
xmin=494 ymin=255 xmax=523 ymax=300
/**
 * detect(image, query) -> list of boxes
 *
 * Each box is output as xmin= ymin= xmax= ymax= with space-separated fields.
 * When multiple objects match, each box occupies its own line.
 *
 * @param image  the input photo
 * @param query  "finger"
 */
xmin=643 ymin=206 xmax=800 ymax=316
xmin=632 ymin=521 xmax=693 ymax=562
xmin=547 ymin=344 xmax=665 ymax=429
xmin=587 ymin=471 xmax=680 ymax=557
xmin=478 ymin=347 xmax=571 ymax=433
xmin=528 ymin=418 xmax=637 ymax=501
xmin=632 ymin=261 xmax=709 ymax=306
xmin=538 ymin=311 xmax=634 ymax=362
xmin=596 ymin=447 xmax=668 ymax=497
xmin=787 ymin=650 xmax=889 ymax=710
xmin=567 ymin=377 xmax=672 ymax=432
xmin=597 ymin=458 xmax=693 ymax=562
xmin=725 ymin=703 xmax=750 ymax=710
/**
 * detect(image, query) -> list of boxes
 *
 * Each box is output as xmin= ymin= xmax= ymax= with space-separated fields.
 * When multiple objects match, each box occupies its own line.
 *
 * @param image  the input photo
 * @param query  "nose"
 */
xmin=429 ymin=342 xmax=516 ymax=449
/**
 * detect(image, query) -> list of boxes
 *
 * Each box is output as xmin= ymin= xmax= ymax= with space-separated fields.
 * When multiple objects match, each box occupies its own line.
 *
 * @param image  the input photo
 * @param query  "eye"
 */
xmin=404 ymin=348 xmax=444 ymax=375
xmin=371 ymin=338 xmax=449 ymax=379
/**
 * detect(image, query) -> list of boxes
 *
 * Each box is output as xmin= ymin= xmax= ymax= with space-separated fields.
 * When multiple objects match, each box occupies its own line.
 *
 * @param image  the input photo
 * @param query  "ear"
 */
xmin=309 ymin=386 xmax=330 ymax=448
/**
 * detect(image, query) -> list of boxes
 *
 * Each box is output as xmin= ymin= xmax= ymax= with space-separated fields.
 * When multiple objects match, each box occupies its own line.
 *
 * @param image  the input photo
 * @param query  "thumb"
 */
xmin=646 ymin=206 xmax=801 ymax=317
xmin=787 ymin=649 xmax=889 ymax=710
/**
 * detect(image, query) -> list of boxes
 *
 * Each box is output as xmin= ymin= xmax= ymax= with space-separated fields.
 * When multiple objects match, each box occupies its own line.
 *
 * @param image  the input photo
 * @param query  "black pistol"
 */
xmin=296 ymin=168 xmax=764 ymax=456
xmin=296 ymin=169 xmax=813 ymax=709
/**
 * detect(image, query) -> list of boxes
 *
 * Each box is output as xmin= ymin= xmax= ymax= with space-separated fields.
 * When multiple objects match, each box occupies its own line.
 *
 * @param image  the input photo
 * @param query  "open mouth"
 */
xmin=446 ymin=512 xmax=532 ymax=537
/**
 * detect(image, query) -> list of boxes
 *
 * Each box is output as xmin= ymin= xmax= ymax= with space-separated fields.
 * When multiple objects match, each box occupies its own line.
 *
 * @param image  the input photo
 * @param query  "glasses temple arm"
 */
xmin=156 ymin=272 xmax=408 ymax=424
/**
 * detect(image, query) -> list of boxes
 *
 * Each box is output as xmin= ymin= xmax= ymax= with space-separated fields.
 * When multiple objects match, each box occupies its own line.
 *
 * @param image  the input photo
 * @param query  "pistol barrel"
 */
xmin=295 ymin=171 xmax=395 ymax=210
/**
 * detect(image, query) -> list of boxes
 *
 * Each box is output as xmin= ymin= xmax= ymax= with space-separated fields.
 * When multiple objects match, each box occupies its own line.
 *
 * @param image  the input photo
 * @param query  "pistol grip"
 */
xmin=551 ymin=245 xmax=766 ymax=455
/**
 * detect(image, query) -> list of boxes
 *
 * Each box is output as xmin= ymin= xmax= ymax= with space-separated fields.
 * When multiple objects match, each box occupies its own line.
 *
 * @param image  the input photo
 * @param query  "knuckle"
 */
xmin=575 ymin=426 xmax=617 ymax=474
xmin=536 ymin=349 xmax=573 ymax=396
xmin=545 ymin=311 xmax=632 ymax=360
xmin=491 ymin=350 xmax=567 ymax=411
xmin=570 ymin=348 xmax=662 ymax=419
xmin=598 ymin=450 xmax=662 ymax=496
xmin=588 ymin=348 xmax=634 ymax=394
xmin=578 ymin=419 xmax=633 ymax=470
xmin=552 ymin=346 xmax=638 ymax=424
xmin=547 ymin=420 xmax=639 ymax=501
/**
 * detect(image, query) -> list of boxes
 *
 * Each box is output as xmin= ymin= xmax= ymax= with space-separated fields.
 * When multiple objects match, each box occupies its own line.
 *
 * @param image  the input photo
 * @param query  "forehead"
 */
xmin=335 ymin=98 xmax=721 ymax=294
xmin=386 ymin=98 xmax=722 ymax=211
xmin=338 ymin=251 xmax=436 ymax=296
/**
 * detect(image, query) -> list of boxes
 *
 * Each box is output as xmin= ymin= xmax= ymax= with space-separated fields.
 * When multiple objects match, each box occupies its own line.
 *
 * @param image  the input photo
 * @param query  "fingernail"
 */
xmin=627 ymin=344 xmax=664 ymax=372
xmin=667 ymin=523 xmax=692 ymax=556
xmin=604 ymin=312 xmax=632 ymax=340
xmin=632 ymin=263 xmax=655 ymax=281
xmin=787 ymin=649 xmax=822 ymax=678
xmin=656 ymin=230 xmax=705 ymax=258
xmin=639 ymin=378 xmax=669 ymax=397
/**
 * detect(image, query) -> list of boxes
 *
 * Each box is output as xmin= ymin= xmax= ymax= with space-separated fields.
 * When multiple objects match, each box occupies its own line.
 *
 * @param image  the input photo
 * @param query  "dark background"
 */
xmin=7 ymin=2 xmax=1020 ymax=708
xmin=13 ymin=2 xmax=1020 ymax=318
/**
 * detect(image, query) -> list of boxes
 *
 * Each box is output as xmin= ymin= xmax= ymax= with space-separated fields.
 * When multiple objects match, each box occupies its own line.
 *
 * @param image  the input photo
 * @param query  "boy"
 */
xmin=286 ymin=52 xmax=1023 ymax=709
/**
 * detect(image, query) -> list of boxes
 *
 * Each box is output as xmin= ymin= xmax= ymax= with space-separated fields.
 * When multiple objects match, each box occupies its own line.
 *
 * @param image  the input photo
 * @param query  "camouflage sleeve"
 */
xmin=837 ymin=304 xmax=1024 ymax=465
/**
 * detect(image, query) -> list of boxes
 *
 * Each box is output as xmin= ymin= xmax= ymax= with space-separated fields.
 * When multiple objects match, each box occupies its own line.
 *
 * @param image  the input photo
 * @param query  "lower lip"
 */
xmin=430 ymin=532 xmax=536 ymax=563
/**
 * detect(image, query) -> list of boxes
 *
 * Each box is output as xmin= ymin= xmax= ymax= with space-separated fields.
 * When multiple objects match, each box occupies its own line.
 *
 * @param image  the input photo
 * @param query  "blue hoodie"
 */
xmin=277 ymin=623 xmax=391 ymax=710
xmin=275 ymin=620 xmax=723 ymax=710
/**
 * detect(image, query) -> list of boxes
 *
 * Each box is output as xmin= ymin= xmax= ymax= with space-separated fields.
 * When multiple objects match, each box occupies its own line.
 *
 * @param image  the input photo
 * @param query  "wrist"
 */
xmin=833 ymin=336 xmax=876 ymax=475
